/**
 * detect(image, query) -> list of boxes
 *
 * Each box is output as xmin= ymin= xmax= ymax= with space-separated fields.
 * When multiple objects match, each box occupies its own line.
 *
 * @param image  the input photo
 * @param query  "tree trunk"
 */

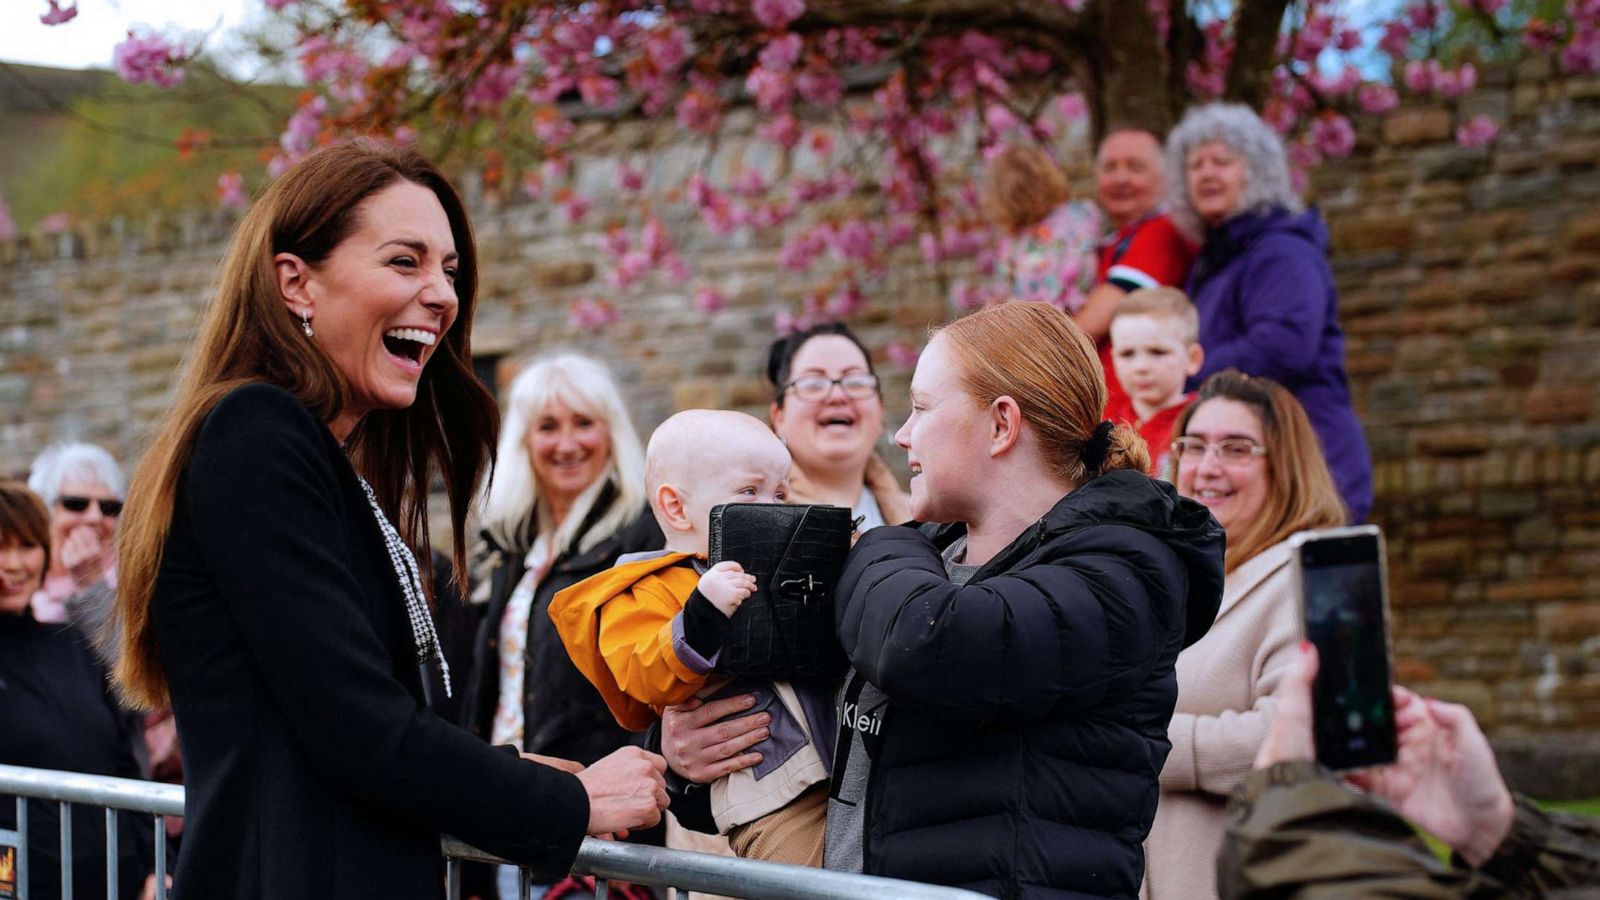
xmin=1086 ymin=0 xmax=1176 ymax=141
xmin=1225 ymin=0 xmax=1292 ymax=110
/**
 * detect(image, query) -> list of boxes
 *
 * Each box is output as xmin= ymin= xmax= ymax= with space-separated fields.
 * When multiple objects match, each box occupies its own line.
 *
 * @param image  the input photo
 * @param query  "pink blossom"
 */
xmin=522 ymin=173 xmax=545 ymax=200
xmin=823 ymin=283 xmax=866 ymax=319
xmin=675 ymin=89 xmax=720 ymax=133
xmin=1562 ymin=28 xmax=1600 ymax=73
xmin=113 ymin=31 xmax=188 ymax=87
xmin=757 ymin=113 xmax=803 ymax=148
xmin=1404 ymin=59 xmax=1441 ymax=92
xmin=779 ymin=228 xmax=827 ymax=271
xmin=578 ymin=74 xmax=620 ymax=109
xmin=830 ymin=219 xmax=874 ymax=264
xmin=1056 ymin=0 xmax=1087 ymax=11
xmin=1056 ymin=93 xmax=1088 ymax=121
xmin=561 ymin=194 xmax=592 ymax=224
xmin=1335 ymin=28 xmax=1362 ymax=51
xmin=795 ymin=68 xmax=844 ymax=105
xmin=275 ymin=94 xmax=327 ymax=166
xmin=1379 ymin=21 xmax=1412 ymax=56
xmin=1357 ymin=83 xmax=1399 ymax=114
xmin=663 ymin=254 xmax=693 ymax=282
xmin=984 ymin=104 xmax=1022 ymax=135
xmin=618 ymin=163 xmax=645 ymax=193
xmin=1456 ymin=114 xmax=1499 ymax=148
xmin=636 ymin=216 xmax=669 ymax=260
xmin=645 ymin=27 xmax=688 ymax=72
xmin=885 ymin=341 xmax=921 ymax=370
xmin=263 ymin=0 xmax=297 ymax=9
xmin=608 ymin=251 xmax=652 ymax=290
xmin=731 ymin=169 xmax=769 ymax=198
xmin=1406 ymin=2 xmax=1440 ymax=30
xmin=751 ymin=0 xmax=805 ymax=29
xmin=1296 ymin=13 xmax=1333 ymax=58
xmin=1312 ymin=114 xmax=1356 ymax=158
xmin=759 ymin=34 xmax=804 ymax=72
xmin=880 ymin=218 xmax=915 ymax=248
xmin=568 ymin=298 xmax=619 ymax=331
xmin=1287 ymin=137 xmax=1322 ymax=170
xmin=217 ymin=172 xmax=248 ymax=211
xmin=0 ymin=194 xmax=16 ymax=241
xmin=392 ymin=125 xmax=416 ymax=146
xmin=745 ymin=65 xmax=794 ymax=113
xmin=1436 ymin=63 xmax=1477 ymax=98
xmin=40 ymin=1 xmax=77 ymax=26
xmin=37 ymin=212 xmax=71 ymax=234
xmin=951 ymin=282 xmax=988 ymax=311
xmin=1524 ymin=19 xmax=1563 ymax=53
xmin=807 ymin=129 xmax=835 ymax=158
xmin=693 ymin=286 xmax=726 ymax=314
xmin=1470 ymin=0 xmax=1508 ymax=13
xmin=602 ymin=228 xmax=631 ymax=258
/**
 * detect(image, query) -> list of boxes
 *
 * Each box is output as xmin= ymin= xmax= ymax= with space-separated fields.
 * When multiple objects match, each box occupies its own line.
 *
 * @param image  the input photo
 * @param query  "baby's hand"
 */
xmin=698 ymin=561 xmax=756 ymax=617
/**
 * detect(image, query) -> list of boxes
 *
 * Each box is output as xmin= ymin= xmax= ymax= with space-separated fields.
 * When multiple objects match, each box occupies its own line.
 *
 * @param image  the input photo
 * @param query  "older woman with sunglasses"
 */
xmin=25 ymin=442 xmax=125 ymax=625
xmin=1143 ymin=369 xmax=1347 ymax=900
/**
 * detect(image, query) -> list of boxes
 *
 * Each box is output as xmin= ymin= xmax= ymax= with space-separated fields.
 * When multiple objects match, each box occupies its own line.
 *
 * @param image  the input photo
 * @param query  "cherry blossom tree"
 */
xmin=40 ymin=0 xmax=1600 ymax=341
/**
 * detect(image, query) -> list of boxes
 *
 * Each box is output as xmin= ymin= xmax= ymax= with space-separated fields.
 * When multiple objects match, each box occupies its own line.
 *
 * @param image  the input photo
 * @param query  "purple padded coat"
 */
xmin=1186 ymin=207 xmax=1373 ymax=522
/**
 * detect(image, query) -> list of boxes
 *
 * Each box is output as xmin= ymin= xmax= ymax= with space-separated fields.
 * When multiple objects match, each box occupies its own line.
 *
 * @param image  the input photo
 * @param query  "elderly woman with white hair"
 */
xmin=1168 ymin=102 xmax=1372 ymax=523
xmin=462 ymin=351 xmax=664 ymax=899
xmin=26 ymin=441 xmax=125 ymax=624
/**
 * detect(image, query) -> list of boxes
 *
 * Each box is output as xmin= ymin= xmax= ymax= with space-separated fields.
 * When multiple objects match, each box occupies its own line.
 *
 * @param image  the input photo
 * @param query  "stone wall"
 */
xmin=3 ymin=63 xmax=1597 ymax=793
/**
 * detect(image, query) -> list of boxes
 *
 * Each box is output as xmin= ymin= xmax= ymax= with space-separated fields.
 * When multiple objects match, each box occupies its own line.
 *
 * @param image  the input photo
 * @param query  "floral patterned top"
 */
xmin=490 ymin=535 xmax=553 ymax=749
xmin=995 ymin=200 xmax=1104 ymax=313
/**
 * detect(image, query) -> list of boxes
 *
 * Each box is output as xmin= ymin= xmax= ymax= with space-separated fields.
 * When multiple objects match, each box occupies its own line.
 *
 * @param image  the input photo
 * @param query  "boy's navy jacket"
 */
xmin=835 ymin=469 xmax=1225 ymax=899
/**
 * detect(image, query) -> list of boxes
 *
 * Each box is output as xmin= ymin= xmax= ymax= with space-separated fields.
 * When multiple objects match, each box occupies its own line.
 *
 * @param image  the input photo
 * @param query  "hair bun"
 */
xmin=1080 ymin=419 xmax=1116 ymax=475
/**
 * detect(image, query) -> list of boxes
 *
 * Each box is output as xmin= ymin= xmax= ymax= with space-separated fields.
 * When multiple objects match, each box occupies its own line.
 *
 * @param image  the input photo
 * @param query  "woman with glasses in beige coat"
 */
xmin=1142 ymin=369 xmax=1347 ymax=900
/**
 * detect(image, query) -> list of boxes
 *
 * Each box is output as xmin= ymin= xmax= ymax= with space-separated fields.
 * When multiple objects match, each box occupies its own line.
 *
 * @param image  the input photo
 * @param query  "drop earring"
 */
xmin=300 ymin=310 xmax=314 ymax=338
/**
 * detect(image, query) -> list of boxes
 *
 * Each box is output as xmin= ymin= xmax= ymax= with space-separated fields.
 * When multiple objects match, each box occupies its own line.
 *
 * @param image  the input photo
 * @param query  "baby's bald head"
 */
xmin=646 ymin=410 xmax=792 ymax=552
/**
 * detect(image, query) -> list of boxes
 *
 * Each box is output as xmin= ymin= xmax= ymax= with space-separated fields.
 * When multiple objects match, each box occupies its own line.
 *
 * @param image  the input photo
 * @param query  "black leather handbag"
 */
xmin=707 ymin=502 xmax=852 ymax=679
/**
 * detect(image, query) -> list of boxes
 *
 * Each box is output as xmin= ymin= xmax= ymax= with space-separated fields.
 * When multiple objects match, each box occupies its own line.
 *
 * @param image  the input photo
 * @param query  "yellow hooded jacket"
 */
xmin=548 ymin=551 xmax=714 ymax=732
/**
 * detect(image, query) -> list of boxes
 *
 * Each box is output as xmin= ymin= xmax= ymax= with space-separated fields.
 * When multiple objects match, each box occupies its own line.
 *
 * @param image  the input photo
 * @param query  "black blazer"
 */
xmin=152 ymin=384 xmax=589 ymax=900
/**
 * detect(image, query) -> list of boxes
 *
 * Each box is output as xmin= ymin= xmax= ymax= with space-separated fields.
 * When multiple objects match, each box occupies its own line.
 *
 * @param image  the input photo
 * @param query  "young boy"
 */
xmin=549 ymin=409 xmax=831 ymax=866
xmin=1107 ymin=287 xmax=1205 ymax=477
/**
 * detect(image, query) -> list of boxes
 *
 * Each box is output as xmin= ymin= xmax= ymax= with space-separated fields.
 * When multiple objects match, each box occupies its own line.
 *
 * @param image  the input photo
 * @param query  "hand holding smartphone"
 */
xmin=1289 ymin=525 xmax=1398 ymax=771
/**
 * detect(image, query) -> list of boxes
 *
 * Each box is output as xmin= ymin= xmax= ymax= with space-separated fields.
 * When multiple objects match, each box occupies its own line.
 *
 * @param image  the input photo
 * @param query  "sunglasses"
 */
xmin=58 ymin=495 xmax=124 ymax=517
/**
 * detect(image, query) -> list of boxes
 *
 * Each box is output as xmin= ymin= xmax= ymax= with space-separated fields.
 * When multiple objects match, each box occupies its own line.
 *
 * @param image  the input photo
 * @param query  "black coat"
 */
xmin=0 ymin=611 xmax=153 ymax=900
xmin=152 ymin=384 xmax=590 ymax=900
xmin=462 ymin=491 xmax=663 ymax=765
xmin=834 ymin=470 xmax=1225 ymax=899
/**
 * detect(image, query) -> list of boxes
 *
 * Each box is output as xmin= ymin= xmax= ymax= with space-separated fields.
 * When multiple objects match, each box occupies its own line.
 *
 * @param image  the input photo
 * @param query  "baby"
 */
xmin=549 ymin=409 xmax=831 ymax=866
xmin=1107 ymin=287 xmax=1205 ymax=477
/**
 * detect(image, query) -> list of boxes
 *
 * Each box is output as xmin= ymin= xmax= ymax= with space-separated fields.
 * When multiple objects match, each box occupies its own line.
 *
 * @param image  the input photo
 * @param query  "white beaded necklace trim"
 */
xmin=356 ymin=474 xmax=451 ymax=698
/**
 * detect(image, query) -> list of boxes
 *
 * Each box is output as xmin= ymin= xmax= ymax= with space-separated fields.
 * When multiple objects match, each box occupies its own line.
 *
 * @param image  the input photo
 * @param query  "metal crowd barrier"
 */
xmin=0 ymin=764 xmax=987 ymax=900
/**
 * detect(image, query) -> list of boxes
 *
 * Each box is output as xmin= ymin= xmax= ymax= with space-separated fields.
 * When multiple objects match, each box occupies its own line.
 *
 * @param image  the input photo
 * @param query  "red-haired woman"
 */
xmin=831 ymin=302 xmax=1224 ymax=897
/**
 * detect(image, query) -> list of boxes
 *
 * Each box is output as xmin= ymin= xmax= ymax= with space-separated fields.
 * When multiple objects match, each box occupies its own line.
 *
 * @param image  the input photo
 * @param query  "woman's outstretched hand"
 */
xmin=575 ymin=746 xmax=669 ymax=837
xmin=660 ymin=695 xmax=769 ymax=783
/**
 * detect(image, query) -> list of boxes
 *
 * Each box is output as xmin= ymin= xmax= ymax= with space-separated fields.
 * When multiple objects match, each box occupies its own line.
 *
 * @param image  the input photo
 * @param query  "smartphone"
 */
xmin=1289 ymin=524 xmax=1398 ymax=771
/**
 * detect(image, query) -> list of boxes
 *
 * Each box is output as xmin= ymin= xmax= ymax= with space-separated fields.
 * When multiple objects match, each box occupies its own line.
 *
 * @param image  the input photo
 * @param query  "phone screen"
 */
xmin=1301 ymin=531 xmax=1397 ymax=770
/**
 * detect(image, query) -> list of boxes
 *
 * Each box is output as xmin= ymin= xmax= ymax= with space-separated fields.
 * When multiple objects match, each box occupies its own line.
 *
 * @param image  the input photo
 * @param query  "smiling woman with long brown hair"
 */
xmin=112 ymin=141 xmax=667 ymax=900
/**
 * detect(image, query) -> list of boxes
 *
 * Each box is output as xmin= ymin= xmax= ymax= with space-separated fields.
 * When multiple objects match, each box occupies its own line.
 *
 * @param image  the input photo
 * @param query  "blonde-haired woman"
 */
xmin=829 ymin=301 xmax=1225 ymax=897
xmin=466 ymin=351 xmax=662 ymax=763
xmin=1143 ymin=369 xmax=1347 ymax=900
xmin=984 ymin=144 xmax=1103 ymax=313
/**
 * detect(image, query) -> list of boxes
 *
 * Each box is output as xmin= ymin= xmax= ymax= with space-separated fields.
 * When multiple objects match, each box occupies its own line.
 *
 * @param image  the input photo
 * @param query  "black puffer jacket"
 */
xmin=462 ymin=484 xmax=664 ymax=764
xmin=835 ymin=469 xmax=1225 ymax=899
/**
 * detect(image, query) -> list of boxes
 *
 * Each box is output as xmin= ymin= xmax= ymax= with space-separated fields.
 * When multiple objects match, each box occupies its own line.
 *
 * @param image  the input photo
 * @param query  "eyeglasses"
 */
xmin=783 ymin=373 xmax=880 ymax=402
xmin=57 ymin=495 xmax=124 ymax=517
xmin=1171 ymin=436 xmax=1267 ymax=464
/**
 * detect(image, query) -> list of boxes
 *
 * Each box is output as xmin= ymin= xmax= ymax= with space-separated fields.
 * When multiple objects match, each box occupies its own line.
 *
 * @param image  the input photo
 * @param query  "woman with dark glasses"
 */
xmin=26 ymin=442 xmax=125 ymax=625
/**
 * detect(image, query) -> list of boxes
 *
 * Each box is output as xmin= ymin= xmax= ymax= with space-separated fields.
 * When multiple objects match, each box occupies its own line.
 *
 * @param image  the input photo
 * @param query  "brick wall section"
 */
xmin=2 ymin=67 xmax=1596 ymax=791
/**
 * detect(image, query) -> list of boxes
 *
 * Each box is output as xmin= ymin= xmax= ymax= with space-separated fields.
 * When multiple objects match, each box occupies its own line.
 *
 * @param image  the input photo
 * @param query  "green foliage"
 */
xmin=0 ymin=61 xmax=293 ymax=231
